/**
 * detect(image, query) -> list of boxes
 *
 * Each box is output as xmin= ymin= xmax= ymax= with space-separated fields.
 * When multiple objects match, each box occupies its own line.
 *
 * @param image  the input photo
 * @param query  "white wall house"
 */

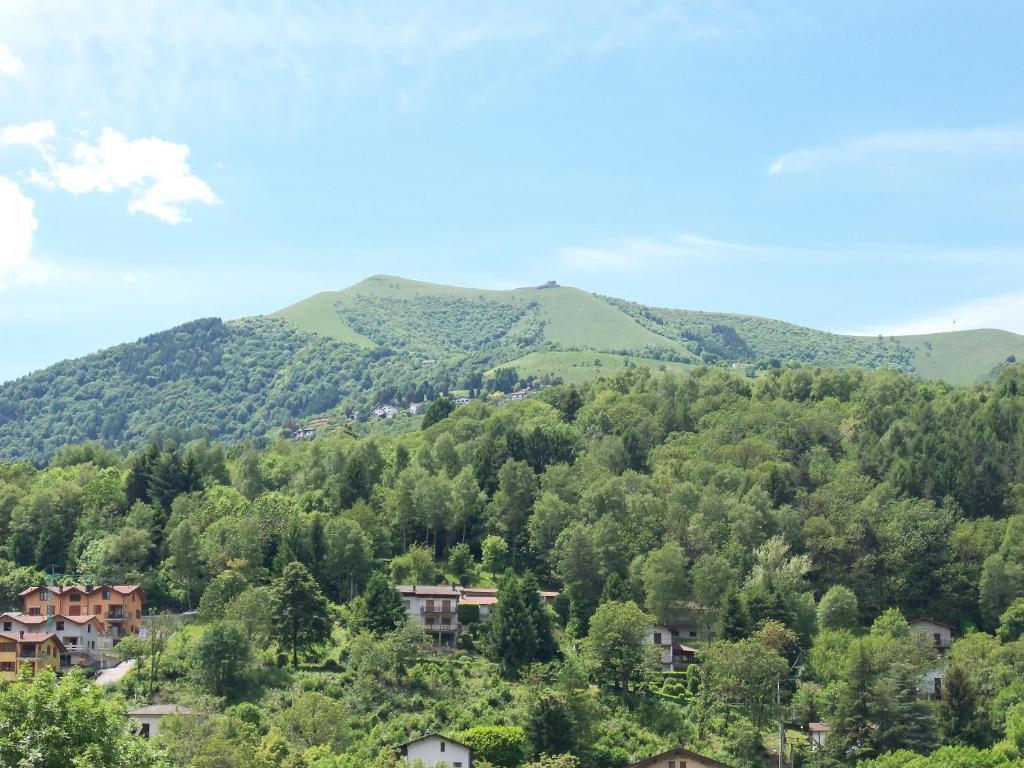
xmin=908 ymin=617 xmax=954 ymax=654
xmin=647 ymin=625 xmax=675 ymax=672
xmin=126 ymin=704 xmax=193 ymax=739
xmin=0 ymin=612 xmax=112 ymax=666
xmin=399 ymin=733 xmax=472 ymax=768
xmin=808 ymin=723 xmax=829 ymax=751
xmin=396 ymin=585 xmax=460 ymax=647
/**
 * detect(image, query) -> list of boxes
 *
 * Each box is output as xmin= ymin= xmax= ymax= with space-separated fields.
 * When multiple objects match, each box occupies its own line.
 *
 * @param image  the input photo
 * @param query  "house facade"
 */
xmin=647 ymin=625 xmax=675 ymax=672
xmin=1 ymin=611 xmax=111 ymax=666
xmin=126 ymin=704 xmax=193 ymax=739
xmin=20 ymin=584 xmax=144 ymax=637
xmin=908 ymin=617 xmax=954 ymax=653
xmin=808 ymin=723 xmax=830 ymax=751
xmin=397 ymin=585 xmax=460 ymax=647
xmin=0 ymin=632 xmax=65 ymax=681
xmin=399 ymin=733 xmax=472 ymax=768
xmin=629 ymin=745 xmax=733 ymax=768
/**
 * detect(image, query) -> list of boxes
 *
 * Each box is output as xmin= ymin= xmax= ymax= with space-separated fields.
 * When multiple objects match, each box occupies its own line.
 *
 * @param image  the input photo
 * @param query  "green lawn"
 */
xmin=493 ymin=350 xmax=694 ymax=384
xmin=895 ymin=329 xmax=1024 ymax=385
xmin=271 ymin=291 xmax=376 ymax=346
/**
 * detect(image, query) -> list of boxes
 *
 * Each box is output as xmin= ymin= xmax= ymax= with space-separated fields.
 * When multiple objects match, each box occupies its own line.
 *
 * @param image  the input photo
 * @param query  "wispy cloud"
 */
xmin=32 ymin=127 xmax=220 ymax=224
xmin=768 ymin=127 xmax=1024 ymax=176
xmin=0 ymin=43 xmax=22 ymax=75
xmin=846 ymin=291 xmax=1024 ymax=336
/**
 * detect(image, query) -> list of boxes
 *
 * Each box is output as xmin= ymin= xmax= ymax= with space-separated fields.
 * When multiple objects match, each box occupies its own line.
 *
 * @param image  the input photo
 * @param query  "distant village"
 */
xmin=0 ymin=579 xmax=956 ymax=766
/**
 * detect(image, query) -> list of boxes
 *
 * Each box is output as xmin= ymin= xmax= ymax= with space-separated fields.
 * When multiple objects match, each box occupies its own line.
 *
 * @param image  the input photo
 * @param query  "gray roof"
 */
xmin=126 ymin=704 xmax=193 ymax=717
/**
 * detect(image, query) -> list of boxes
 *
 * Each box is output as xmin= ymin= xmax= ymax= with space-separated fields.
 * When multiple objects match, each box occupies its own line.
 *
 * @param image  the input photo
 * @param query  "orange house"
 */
xmin=20 ymin=585 xmax=145 ymax=637
xmin=0 ymin=632 xmax=66 ymax=681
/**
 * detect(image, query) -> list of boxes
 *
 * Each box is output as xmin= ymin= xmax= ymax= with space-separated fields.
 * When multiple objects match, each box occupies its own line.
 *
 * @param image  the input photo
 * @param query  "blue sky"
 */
xmin=1 ymin=1 xmax=1023 ymax=382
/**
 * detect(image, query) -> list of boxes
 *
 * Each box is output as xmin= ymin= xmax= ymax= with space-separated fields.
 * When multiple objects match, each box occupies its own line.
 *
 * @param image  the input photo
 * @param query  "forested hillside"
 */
xmin=3 ymin=275 xmax=1024 ymax=463
xmin=2 ymin=365 xmax=1024 ymax=767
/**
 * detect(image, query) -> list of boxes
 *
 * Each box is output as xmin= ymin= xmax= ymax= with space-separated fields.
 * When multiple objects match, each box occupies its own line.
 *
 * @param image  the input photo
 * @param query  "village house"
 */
xmin=396 ymin=585 xmax=460 ymax=648
xmin=408 ymin=402 xmax=428 ymax=416
xmin=126 ymin=704 xmax=194 ymax=739
xmin=0 ymin=632 xmax=65 ymax=681
xmin=647 ymin=625 xmax=675 ymax=672
xmin=398 ymin=733 xmax=472 ymax=768
xmin=808 ymin=722 xmax=830 ymax=751
xmin=1 ymin=611 xmax=111 ymax=667
xmin=454 ymin=396 xmax=472 ymax=405
xmin=372 ymin=405 xmax=399 ymax=419
xmin=20 ymin=584 xmax=145 ymax=637
xmin=628 ymin=745 xmax=733 ymax=768
xmin=457 ymin=588 xmax=498 ymax=621
xmin=292 ymin=427 xmax=316 ymax=440
xmin=908 ymin=616 xmax=954 ymax=654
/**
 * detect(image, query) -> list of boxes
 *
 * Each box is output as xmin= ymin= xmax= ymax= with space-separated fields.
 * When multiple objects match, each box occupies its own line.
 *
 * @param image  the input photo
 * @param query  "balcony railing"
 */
xmin=419 ymin=606 xmax=456 ymax=615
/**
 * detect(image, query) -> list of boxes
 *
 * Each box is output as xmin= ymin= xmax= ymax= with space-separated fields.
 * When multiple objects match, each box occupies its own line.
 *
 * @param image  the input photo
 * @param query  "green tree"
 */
xmin=272 ymin=561 xmax=333 ymax=667
xmin=720 ymin=590 xmax=750 ymax=641
xmin=192 ymin=620 xmax=253 ymax=696
xmin=322 ymin=517 xmax=372 ymax=602
xmin=485 ymin=571 xmax=538 ymax=679
xmin=939 ymin=664 xmax=979 ymax=746
xmin=0 ymin=668 xmax=162 ymax=767
xmin=641 ymin=541 xmax=690 ymax=623
xmin=817 ymin=584 xmax=860 ymax=632
xmin=996 ymin=598 xmax=1024 ymax=643
xmin=482 ymin=534 xmax=510 ymax=575
xmin=363 ymin=572 xmax=406 ymax=635
xmin=422 ymin=398 xmax=455 ymax=429
xmin=583 ymin=600 xmax=654 ymax=691
xmin=456 ymin=725 xmax=528 ymax=768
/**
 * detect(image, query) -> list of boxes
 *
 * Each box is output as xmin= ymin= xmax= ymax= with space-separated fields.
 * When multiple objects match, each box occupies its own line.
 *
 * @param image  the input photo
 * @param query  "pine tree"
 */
xmin=720 ymin=591 xmax=749 ymax=641
xmin=939 ymin=664 xmax=978 ymax=746
xmin=363 ymin=572 xmax=406 ymax=635
xmin=824 ymin=640 xmax=879 ymax=764
xmin=272 ymin=561 xmax=332 ymax=667
xmin=521 ymin=572 xmax=558 ymax=663
xmin=875 ymin=660 xmax=939 ymax=755
xmin=485 ymin=571 xmax=538 ymax=679
xmin=600 ymin=572 xmax=629 ymax=604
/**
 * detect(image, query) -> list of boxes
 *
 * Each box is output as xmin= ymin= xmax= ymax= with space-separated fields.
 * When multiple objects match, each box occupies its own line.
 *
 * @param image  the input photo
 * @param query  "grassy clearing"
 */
xmin=272 ymin=292 xmax=376 ymax=347
xmin=494 ymin=350 xmax=694 ymax=384
xmin=895 ymin=328 xmax=1024 ymax=385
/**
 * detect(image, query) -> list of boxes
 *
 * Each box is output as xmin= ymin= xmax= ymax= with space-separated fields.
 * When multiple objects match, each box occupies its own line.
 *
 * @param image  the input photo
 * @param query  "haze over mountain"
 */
xmin=1 ymin=274 xmax=1022 ymax=462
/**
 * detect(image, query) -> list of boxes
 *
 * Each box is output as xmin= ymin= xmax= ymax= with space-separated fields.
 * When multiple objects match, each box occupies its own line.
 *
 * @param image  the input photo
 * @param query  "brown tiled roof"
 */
xmin=395 ymin=585 xmax=460 ymax=597
xmin=0 ymin=631 xmax=67 ymax=651
xmin=629 ymin=746 xmax=733 ymax=768
xmin=19 ymin=584 xmax=142 ymax=597
xmin=908 ymin=616 xmax=956 ymax=631
xmin=461 ymin=596 xmax=498 ymax=606
xmin=808 ymin=723 xmax=830 ymax=733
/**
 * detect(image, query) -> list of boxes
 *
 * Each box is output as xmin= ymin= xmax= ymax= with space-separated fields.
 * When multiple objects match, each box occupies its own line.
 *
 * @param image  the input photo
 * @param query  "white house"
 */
xmin=126 ymin=704 xmax=193 ymax=739
xmin=808 ymin=722 xmax=829 ymax=751
xmin=396 ymin=585 xmax=460 ymax=647
xmin=647 ymin=625 xmax=675 ymax=672
xmin=908 ymin=617 xmax=954 ymax=654
xmin=409 ymin=402 xmax=428 ymax=416
xmin=399 ymin=733 xmax=472 ymax=768
xmin=372 ymin=405 xmax=399 ymax=419
xmin=922 ymin=666 xmax=945 ymax=700
xmin=454 ymin=397 xmax=472 ymax=406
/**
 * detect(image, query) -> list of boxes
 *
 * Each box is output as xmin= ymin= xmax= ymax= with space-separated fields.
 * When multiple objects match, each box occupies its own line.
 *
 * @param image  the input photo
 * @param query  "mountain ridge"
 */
xmin=1 ymin=274 xmax=1022 ymax=462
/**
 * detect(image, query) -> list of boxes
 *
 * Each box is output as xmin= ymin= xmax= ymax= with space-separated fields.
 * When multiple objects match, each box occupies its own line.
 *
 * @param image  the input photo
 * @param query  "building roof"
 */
xmin=461 ymin=596 xmax=498 ymax=606
xmin=126 ymin=704 xmax=194 ymax=717
xmin=629 ymin=746 xmax=733 ymax=768
xmin=395 ymin=585 xmax=460 ymax=597
xmin=19 ymin=584 xmax=142 ymax=598
xmin=0 ymin=632 xmax=67 ymax=651
xmin=396 ymin=732 xmax=474 ymax=752
xmin=907 ymin=616 xmax=956 ymax=631
xmin=3 ymin=612 xmax=103 ymax=627
xmin=458 ymin=587 xmax=498 ymax=596
xmin=1 ymin=612 xmax=45 ymax=625
xmin=673 ymin=643 xmax=698 ymax=654
xmin=808 ymin=723 xmax=831 ymax=733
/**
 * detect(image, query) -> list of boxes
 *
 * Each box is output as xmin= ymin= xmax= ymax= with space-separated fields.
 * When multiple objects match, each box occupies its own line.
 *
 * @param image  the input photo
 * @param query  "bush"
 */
xmin=456 ymin=725 xmax=528 ymax=768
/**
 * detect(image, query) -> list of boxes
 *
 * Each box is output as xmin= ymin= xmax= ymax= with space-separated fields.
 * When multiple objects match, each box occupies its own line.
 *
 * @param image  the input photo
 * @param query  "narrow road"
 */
xmin=96 ymin=659 xmax=135 ymax=686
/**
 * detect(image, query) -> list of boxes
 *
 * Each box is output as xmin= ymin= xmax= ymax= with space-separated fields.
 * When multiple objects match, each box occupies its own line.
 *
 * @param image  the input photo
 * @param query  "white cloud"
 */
xmin=847 ymin=292 xmax=1024 ymax=337
xmin=0 ymin=177 xmax=49 ymax=290
xmin=768 ymin=127 xmax=1024 ymax=176
xmin=0 ymin=43 xmax=23 ymax=75
xmin=35 ymin=128 xmax=220 ymax=224
xmin=0 ymin=120 xmax=56 ymax=156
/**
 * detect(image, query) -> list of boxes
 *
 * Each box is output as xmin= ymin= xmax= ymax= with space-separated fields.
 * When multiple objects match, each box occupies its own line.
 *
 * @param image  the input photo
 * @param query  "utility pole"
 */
xmin=777 ymin=677 xmax=785 ymax=768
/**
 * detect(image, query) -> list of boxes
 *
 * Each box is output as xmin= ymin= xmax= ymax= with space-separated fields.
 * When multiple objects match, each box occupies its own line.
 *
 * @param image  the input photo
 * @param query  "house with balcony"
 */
xmin=19 ymin=584 xmax=145 ymax=637
xmin=397 ymin=585 xmax=460 ymax=648
xmin=1 ymin=611 xmax=111 ymax=667
xmin=0 ymin=632 xmax=66 ymax=681
xmin=908 ymin=616 xmax=954 ymax=654
xmin=398 ymin=732 xmax=472 ymax=768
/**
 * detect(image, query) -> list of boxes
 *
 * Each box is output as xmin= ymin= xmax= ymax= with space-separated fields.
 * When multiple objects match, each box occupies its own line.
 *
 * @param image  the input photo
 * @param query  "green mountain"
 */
xmin=1 ymin=274 xmax=1021 ymax=462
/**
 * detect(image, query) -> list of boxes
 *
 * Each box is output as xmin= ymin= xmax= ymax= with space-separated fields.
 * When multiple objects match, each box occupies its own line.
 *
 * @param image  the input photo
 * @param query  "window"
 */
xmin=94 ymin=606 xmax=101 ymax=614
xmin=2 ymin=622 xmax=10 ymax=631
xmin=140 ymin=723 xmax=150 ymax=739
xmin=440 ymin=742 xmax=446 ymax=753
xmin=453 ymin=763 xmax=462 ymax=767
xmin=689 ymin=631 xmax=697 ymax=638
xmin=136 ymin=610 xmax=141 ymax=619
xmin=69 ymin=606 xmax=81 ymax=616
xmin=933 ymin=633 xmax=942 ymax=646
xmin=404 ymin=600 xmax=411 ymax=611
xmin=442 ymin=600 xmax=451 ymax=611
xmin=102 ymin=590 xmax=110 ymax=600
xmin=0 ymin=662 xmax=12 ymax=672
xmin=0 ymin=642 xmax=15 ymax=652
xmin=653 ymin=632 xmax=662 ymax=644
xmin=668 ymin=762 xmax=675 ymax=768
xmin=70 ymin=593 xmax=81 ymax=602
xmin=426 ymin=600 xmax=435 ymax=612
xmin=56 ymin=621 xmax=64 ymax=631
xmin=441 ymin=617 xmax=451 ymax=626
xmin=934 ymin=678 xmax=942 ymax=699
xmin=28 ymin=608 xmax=40 ymax=616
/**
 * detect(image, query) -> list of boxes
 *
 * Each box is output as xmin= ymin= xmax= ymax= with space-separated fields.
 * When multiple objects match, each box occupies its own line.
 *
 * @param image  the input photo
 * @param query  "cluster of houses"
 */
xmin=807 ymin=616 xmax=956 ymax=753
xmin=292 ymin=416 xmax=331 ymax=440
xmin=395 ymin=583 xmax=705 ymax=670
xmin=399 ymin=733 xmax=733 ymax=768
xmin=1 ymin=584 xmax=144 ymax=681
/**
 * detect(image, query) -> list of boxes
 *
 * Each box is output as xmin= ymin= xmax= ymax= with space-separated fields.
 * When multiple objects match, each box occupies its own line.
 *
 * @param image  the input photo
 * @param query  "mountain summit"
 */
xmin=1 ymin=275 xmax=1022 ymax=462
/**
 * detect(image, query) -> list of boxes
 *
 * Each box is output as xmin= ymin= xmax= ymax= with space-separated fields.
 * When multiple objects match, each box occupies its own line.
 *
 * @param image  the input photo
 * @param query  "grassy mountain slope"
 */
xmin=895 ymin=329 xmax=1024 ymax=385
xmin=3 ymin=273 xmax=1022 ymax=462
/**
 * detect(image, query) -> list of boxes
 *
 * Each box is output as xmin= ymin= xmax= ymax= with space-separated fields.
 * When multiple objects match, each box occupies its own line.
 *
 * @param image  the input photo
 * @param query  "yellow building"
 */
xmin=0 ymin=632 xmax=66 ymax=681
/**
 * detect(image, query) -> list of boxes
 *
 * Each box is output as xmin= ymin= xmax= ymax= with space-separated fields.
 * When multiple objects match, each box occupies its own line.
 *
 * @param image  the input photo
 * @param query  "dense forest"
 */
xmin=2 ymin=365 xmax=1024 ymax=767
